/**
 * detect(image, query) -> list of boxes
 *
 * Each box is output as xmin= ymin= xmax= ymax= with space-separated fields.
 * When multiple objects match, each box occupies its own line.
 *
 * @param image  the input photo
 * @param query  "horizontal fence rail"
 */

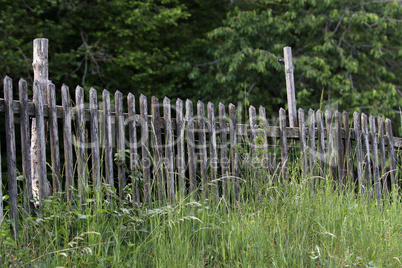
xmin=1 ymin=76 xmax=401 ymax=236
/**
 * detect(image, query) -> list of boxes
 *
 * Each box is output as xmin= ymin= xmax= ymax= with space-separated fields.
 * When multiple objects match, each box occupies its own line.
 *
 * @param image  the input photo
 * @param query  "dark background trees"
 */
xmin=0 ymin=0 xmax=401 ymax=133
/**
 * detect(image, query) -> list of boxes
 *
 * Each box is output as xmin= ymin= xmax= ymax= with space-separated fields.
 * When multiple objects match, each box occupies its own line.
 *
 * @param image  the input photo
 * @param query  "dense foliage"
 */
xmin=0 ymin=0 xmax=401 ymax=129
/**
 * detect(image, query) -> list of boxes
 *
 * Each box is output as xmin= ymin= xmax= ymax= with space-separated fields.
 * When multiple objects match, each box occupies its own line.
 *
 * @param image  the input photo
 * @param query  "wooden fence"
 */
xmin=0 ymin=39 xmax=401 ymax=236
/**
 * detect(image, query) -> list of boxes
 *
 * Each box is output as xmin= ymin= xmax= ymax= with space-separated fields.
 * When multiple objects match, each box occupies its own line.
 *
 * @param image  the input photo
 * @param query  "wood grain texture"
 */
xmin=4 ymin=76 xmax=19 ymax=235
xmin=283 ymin=47 xmax=297 ymax=128
xmin=308 ymin=109 xmax=316 ymax=188
xmin=369 ymin=115 xmax=382 ymax=203
xmin=259 ymin=106 xmax=271 ymax=175
xmin=115 ymin=91 xmax=126 ymax=198
xmin=361 ymin=113 xmax=373 ymax=198
xmin=164 ymin=97 xmax=175 ymax=204
xmin=89 ymin=88 xmax=100 ymax=191
xmin=103 ymin=90 xmax=114 ymax=188
xmin=219 ymin=103 xmax=228 ymax=198
xmin=140 ymin=94 xmax=151 ymax=204
xmin=342 ymin=111 xmax=354 ymax=184
xmin=335 ymin=111 xmax=345 ymax=188
xmin=316 ymin=110 xmax=326 ymax=178
xmin=198 ymin=100 xmax=208 ymax=198
xmin=19 ymin=79 xmax=32 ymax=213
xmin=229 ymin=103 xmax=239 ymax=200
xmin=354 ymin=112 xmax=365 ymax=195
xmin=298 ymin=109 xmax=308 ymax=181
xmin=186 ymin=99 xmax=197 ymax=194
xmin=377 ymin=117 xmax=388 ymax=195
xmin=62 ymin=85 xmax=74 ymax=201
xmin=176 ymin=98 xmax=186 ymax=198
xmin=151 ymin=96 xmax=165 ymax=202
xmin=207 ymin=102 xmax=218 ymax=198
xmin=48 ymin=83 xmax=61 ymax=195
xmin=128 ymin=93 xmax=140 ymax=205
xmin=385 ymin=119 xmax=396 ymax=190
xmin=75 ymin=86 xmax=87 ymax=202
xmin=279 ymin=108 xmax=288 ymax=184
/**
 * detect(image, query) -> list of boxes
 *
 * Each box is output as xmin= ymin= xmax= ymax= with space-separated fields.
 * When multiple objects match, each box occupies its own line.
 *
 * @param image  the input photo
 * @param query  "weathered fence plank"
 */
xmin=115 ymin=91 xmax=126 ymax=198
xmin=354 ymin=112 xmax=365 ymax=195
xmin=298 ymin=109 xmax=307 ymax=180
xmin=198 ymin=101 xmax=208 ymax=198
xmin=259 ymin=106 xmax=271 ymax=175
xmin=369 ymin=115 xmax=382 ymax=203
xmin=219 ymin=103 xmax=228 ymax=198
xmin=283 ymin=47 xmax=297 ymax=128
xmin=335 ymin=111 xmax=345 ymax=188
xmin=361 ymin=113 xmax=373 ymax=198
xmin=343 ymin=111 xmax=354 ymax=184
xmin=249 ymin=105 xmax=259 ymax=187
xmin=325 ymin=110 xmax=337 ymax=182
xmin=316 ymin=110 xmax=326 ymax=177
xmin=128 ymin=93 xmax=140 ymax=205
xmin=89 ymin=88 xmax=100 ymax=191
xmin=103 ymin=90 xmax=114 ymax=189
xmin=176 ymin=98 xmax=186 ymax=198
xmin=229 ymin=103 xmax=239 ymax=200
xmin=76 ymin=86 xmax=87 ymax=202
xmin=151 ymin=97 xmax=165 ymax=203
xmin=62 ymin=85 xmax=74 ymax=201
xmin=19 ymin=79 xmax=32 ymax=213
xmin=308 ymin=109 xmax=316 ymax=188
xmin=163 ymin=97 xmax=175 ymax=204
xmin=385 ymin=119 xmax=396 ymax=190
xmin=186 ymin=99 xmax=197 ymax=194
xmin=140 ymin=94 xmax=150 ymax=204
xmin=34 ymin=81 xmax=48 ymax=201
xmin=48 ymin=83 xmax=61 ymax=196
xmin=279 ymin=108 xmax=288 ymax=183
xmin=4 ymin=76 xmax=18 ymax=235
xmin=207 ymin=102 xmax=218 ymax=198
xmin=377 ymin=117 xmax=388 ymax=195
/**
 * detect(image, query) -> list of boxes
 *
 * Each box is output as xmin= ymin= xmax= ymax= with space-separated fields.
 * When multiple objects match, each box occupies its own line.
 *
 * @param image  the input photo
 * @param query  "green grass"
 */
xmin=1 ymin=169 xmax=401 ymax=267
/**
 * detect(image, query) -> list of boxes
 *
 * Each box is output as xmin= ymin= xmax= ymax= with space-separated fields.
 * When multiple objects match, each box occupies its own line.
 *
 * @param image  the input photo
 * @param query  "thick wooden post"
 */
xmin=31 ymin=38 xmax=50 ymax=204
xmin=283 ymin=47 xmax=297 ymax=128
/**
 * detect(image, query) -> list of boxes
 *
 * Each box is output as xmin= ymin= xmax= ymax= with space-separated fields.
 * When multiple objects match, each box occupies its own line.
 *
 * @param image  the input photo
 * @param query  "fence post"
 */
xmin=283 ymin=46 xmax=297 ymax=128
xmin=31 ymin=38 xmax=50 ymax=204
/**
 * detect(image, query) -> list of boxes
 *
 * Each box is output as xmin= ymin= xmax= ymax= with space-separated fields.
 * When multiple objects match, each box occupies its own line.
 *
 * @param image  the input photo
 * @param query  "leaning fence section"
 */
xmin=0 ymin=76 xmax=402 ymax=235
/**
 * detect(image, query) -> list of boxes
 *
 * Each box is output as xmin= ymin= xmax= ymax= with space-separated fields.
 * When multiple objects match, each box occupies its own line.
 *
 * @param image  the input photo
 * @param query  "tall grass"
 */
xmin=1 ymin=144 xmax=401 ymax=267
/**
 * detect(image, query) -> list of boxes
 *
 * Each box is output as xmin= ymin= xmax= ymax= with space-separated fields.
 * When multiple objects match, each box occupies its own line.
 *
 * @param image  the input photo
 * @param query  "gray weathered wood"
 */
xmin=103 ymin=90 xmax=114 ymax=188
xmin=335 ymin=111 xmax=345 ymax=188
xmin=207 ymin=102 xmax=219 ymax=198
xmin=342 ymin=111 xmax=354 ymax=184
xmin=283 ymin=47 xmax=297 ymax=128
xmin=164 ymin=97 xmax=175 ymax=204
xmin=197 ymin=101 xmax=208 ymax=198
xmin=316 ymin=110 xmax=326 ymax=177
xmin=361 ymin=113 xmax=373 ymax=198
xmin=76 ymin=86 xmax=87 ymax=202
xmin=140 ymin=94 xmax=151 ymax=204
xmin=151 ymin=96 xmax=165 ymax=202
xmin=89 ymin=88 xmax=100 ymax=191
xmin=19 ymin=79 xmax=32 ymax=213
xmin=48 ymin=83 xmax=61 ymax=195
xmin=128 ymin=93 xmax=140 ymax=205
xmin=229 ymin=103 xmax=239 ymax=200
xmin=354 ymin=112 xmax=365 ymax=195
xmin=176 ymin=98 xmax=186 ymax=198
xmin=186 ymin=99 xmax=197 ymax=194
xmin=259 ymin=106 xmax=271 ymax=175
xmin=298 ymin=109 xmax=308 ymax=181
xmin=279 ymin=108 xmax=288 ymax=183
xmin=115 ymin=91 xmax=126 ymax=198
xmin=34 ymin=81 xmax=48 ymax=201
xmin=4 ymin=76 xmax=19 ymax=235
xmin=219 ymin=103 xmax=228 ymax=198
xmin=385 ymin=119 xmax=396 ymax=190
xmin=249 ymin=105 xmax=259 ymax=188
xmin=377 ymin=117 xmax=388 ymax=195
xmin=325 ymin=110 xmax=337 ymax=182
xmin=308 ymin=109 xmax=316 ymax=188
xmin=369 ymin=115 xmax=382 ymax=203
xmin=62 ymin=85 xmax=74 ymax=201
